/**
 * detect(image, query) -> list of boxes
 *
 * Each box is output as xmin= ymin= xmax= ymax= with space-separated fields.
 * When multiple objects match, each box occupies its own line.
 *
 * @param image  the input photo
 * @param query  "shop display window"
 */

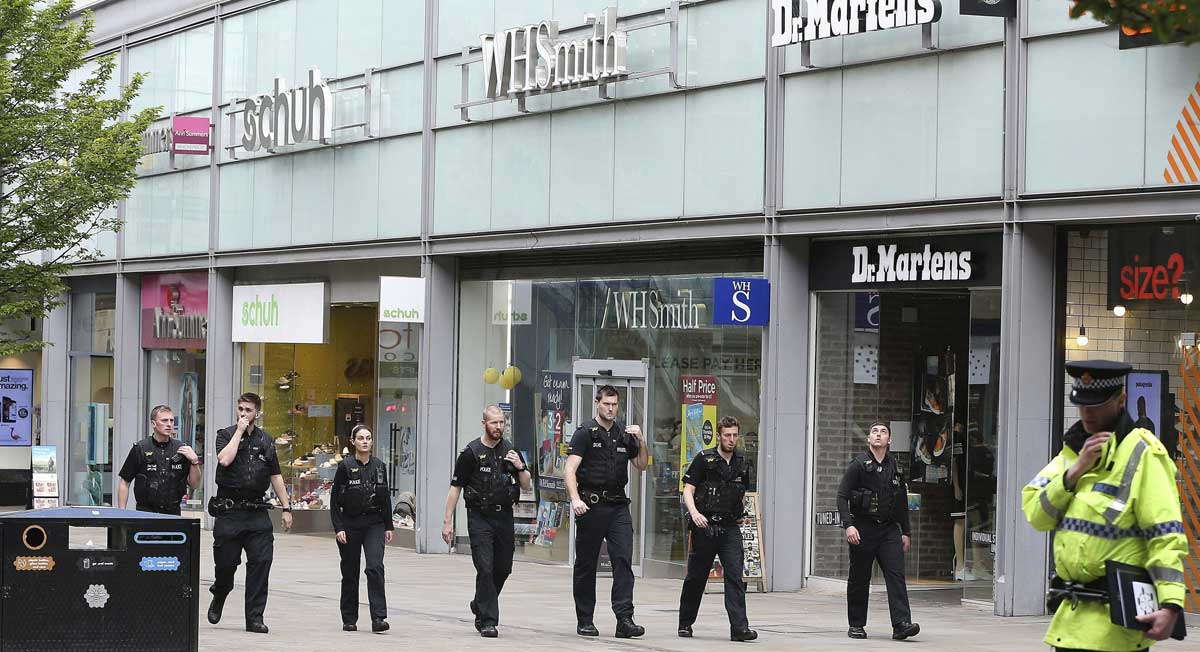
xmin=810 ymin=290 xmax=999 ymax=600
xmin=67 ymin=291 xmax=115 ymax=506
xmin=457 ymin=274 xmax=762 ymax=573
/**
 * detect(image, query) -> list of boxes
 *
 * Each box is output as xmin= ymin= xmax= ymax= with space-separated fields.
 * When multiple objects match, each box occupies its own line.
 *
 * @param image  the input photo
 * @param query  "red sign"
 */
xmin=141 ymin=273 xmax=208 ymax=349
xmin=171 ymin=116 xmax=210 ymax=155
xmin=1118 ymin=252 xmax=1185 ymax=302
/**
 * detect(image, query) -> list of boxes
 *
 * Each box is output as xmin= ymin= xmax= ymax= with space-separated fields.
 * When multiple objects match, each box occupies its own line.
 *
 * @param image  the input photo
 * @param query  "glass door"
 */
xmin=568 ymin=359 xmax=651 ymax=576
xmin=962 ymin=290 xmax=1001 ymax=601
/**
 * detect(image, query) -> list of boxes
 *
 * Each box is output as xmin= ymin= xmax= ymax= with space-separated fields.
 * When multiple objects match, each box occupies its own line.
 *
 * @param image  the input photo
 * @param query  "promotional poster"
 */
xmin=680 ymin=375 xmax=718 ymax=491
xmin=538 ymin=372 xmax=571 ymax=478
xmin=0 ymin=369 xmax=33 ymax=446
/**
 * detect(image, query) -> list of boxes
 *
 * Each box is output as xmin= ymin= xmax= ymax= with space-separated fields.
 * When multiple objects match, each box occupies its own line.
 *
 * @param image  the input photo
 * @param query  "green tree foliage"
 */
xmin=1071 ymin=0 xmax=1200 ymax=45
xmin=0 ymin=0 xmax=158 ymax=355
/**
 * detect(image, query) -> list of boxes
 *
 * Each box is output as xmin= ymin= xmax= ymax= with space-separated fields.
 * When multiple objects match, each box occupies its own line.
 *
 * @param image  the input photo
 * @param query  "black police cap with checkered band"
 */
xmin=1066 ymin=359 xmax=1132 ymax=406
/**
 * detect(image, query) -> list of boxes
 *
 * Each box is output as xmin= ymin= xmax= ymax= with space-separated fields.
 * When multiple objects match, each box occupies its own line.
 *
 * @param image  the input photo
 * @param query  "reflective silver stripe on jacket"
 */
xmin=1040 ymin=491 xmax=1064 ymax=523
xmin=1058 ymin=517 xmax=1143 ymax=540
xmin=1102 ymin=440 xmax=1147 ymax=525
xmin=1148 ymin=565 xmax=1187 ymax=584
xmin=1027 ymin=476 xmax=1052 ymax=489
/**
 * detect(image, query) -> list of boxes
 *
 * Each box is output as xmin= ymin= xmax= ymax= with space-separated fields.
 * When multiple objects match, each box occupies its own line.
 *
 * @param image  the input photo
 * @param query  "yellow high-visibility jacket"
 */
xmin=1023 ymin=414 xmax=1188 ymax=651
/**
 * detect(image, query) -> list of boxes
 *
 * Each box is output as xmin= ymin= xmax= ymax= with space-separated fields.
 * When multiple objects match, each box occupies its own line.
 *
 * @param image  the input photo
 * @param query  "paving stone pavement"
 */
xmin=197 ymin=529 xmax=1200 ymax=651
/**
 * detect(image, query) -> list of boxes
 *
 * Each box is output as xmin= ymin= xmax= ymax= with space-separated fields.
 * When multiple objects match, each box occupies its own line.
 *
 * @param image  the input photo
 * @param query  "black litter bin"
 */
xmin=0 ymin=506 xmax=200 ymax=652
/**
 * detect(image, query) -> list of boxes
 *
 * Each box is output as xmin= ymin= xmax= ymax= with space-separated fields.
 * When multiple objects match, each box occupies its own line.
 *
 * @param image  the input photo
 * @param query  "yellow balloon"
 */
xmin=508 ymin=366 xmax=522 ymax=385
xmin=498 ymin=372 xmax=515 ymax=390
xmin=483 ymin=367 xmax=500 ymax=384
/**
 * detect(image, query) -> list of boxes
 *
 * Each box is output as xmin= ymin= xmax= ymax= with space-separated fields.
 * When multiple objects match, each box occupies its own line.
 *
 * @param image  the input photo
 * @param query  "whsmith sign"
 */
xmin=809 ymin=234 xmax=1002 ymax=290
xmin=770 ymin=0 xmax=942 ymax=46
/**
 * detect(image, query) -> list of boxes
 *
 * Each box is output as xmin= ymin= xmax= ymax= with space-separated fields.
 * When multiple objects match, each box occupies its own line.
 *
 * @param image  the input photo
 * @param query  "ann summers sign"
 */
xmin=809 ymin=234 xmax=1001 ymax=291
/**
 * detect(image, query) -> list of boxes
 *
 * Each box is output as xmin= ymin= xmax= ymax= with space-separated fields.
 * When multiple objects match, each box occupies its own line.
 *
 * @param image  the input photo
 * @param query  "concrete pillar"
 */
xmin=204 ymin=268 xmax=235 ymax=527
xmin=759 ymin=236 xmax=811 ymax=591
xmin=994 ymin=222 xmax=1057 ymax=616
xmin=40 ymin=296 xmax=70 ymax=503
xmin=415 ymin=256 xmax=458 ymax=553
xmin=112 ymin=273 xmax=143 ymax=507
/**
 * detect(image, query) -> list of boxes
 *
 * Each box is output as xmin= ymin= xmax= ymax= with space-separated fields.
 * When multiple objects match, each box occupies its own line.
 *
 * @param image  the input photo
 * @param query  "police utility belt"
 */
xmin=581 ymin=488 xmax=629 ymax=505
xmin=207 ymin=496 xmax=270 ymax=517
xmin=1047 ymin=572 xmax=1188 ymax=641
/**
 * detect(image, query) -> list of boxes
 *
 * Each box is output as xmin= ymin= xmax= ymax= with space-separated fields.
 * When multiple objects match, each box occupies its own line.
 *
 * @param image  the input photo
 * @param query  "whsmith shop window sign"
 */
xmin=771 ymin=0 xmax=942 ymax=46
xmin=809 ymin=234 xmax=1002 ymax=290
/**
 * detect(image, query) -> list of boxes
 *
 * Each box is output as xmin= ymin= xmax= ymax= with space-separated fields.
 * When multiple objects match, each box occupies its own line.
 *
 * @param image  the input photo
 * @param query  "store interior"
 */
xmin=812 ymin=290 xmax=999 ymax=602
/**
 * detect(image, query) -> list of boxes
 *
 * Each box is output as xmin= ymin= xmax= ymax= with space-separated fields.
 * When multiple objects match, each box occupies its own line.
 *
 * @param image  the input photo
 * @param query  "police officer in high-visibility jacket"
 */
xmin=1023 ymin=360 xmax=1188 ymax=652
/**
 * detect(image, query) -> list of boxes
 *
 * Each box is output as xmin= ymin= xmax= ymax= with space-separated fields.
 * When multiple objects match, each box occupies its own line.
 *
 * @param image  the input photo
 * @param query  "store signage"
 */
xmin=600 ymin=287 xmax=703 ymax=330
xmin=479 ymin=7 xmax=627 ymax=100
xmin=959 ymin=0 xmax=1015 ymax=17
xmin=491 ymin=281 xmax=532 ymax=325
xmin=1105 ymin=226 xmax=1197 ymax=309
xmin=0 ymin=369 xmax=33 ymax=446
xmin=231 ymin=282 xmax=328 ymax=344
xmin=141 ymin=116 xmax=211 ymax=156
xmin=239 ymin=68 xmax=332 ymax=152
xmin=713 ymin=278 xmax=769 ymax=326
xmin=809 ymin=234 xmax=1001 ymax=291
xmin=770 ymin=0 xmax=942 ymax=46
xmin=379 ymin=276 xmax=425 ymax=323
xmin=141 ymin=272 xmax=208 ymax=350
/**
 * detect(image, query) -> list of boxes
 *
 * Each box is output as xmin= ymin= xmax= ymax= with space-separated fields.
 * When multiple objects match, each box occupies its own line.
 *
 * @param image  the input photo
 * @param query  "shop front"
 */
xmin=140 ymin=272 xmax=208 ymax=514
xmin=454 ymin=250 xmax=766 ymax=578
xmin=1063 ymin=223 xmax=1200 ymax=612
xmin=226 ymin=268 xmax=423 ymax=545
xmin=807 ymin=232 xmax=1003 ymax=603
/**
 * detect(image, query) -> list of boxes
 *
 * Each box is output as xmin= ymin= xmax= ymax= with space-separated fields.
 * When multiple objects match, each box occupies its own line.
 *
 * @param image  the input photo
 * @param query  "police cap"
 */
xmin=1065 ymin=359 xmax=1131 ymax=406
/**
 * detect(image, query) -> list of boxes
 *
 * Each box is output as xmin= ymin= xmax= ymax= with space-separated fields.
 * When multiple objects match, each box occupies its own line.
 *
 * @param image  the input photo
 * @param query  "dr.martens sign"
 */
xmin=809 ymin=233 xmax=1002 ymax=291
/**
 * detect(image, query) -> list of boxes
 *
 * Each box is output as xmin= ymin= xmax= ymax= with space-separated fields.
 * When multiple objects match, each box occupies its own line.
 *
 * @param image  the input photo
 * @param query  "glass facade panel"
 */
xmin=492 ymin=116 xmax=552 ymax=230
xmin=128 ymin=23 xmax=214 ymax=114
xmin=67 ymin=290 xmax=115 ymax=506
xmin=377 ymin=136 xmax=423 ymax=239
xmin=1027 ymin=0 xmax=1105 ymax=36
xmin=550 ymin=105 xmax=615 ymax=225
xmin=782 ymin=70 xmax=844 ymax=208
xmin=614 ymin=94 xmax=685 ymax=221
xmin=683 ymin=83 xmax=765 ymax=216
xmin=123 ymin=168 xmax=210 ymax=258
xmin=433 ymin=127 xmax=493 ymax=234
xmin=382 ymin=1 xmax=425 ymax=66
xmin=683 ymin=0 xmax=765 ymax=86
xmin=456 ymin=274 xmax=762 ymax=571
xmin=376 ymin=66 xmax=424 ymax=136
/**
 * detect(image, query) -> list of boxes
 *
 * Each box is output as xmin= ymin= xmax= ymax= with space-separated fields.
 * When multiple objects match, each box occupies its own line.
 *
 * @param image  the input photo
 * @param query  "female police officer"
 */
xmin=331 ymin=424 xmax=394 ymax=633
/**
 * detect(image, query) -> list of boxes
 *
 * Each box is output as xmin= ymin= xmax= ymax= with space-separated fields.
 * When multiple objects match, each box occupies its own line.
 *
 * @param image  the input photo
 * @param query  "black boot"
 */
xmin=848 ymin=626 xmax=867 ymax=639
xmin=732 ymin=628 xmax=758 ymax=642
xmin=577 ymin=622 xmax=599 ymax=637
xmin=615 ymin=617 xmax=645 ymax=639
xmin=892 ymin=622 xmax=920 ymax=640
xmin=480 ymin=625 xmax=498 ymax=638
xmin=206 ymin=594 xmax=226 ymax=625
xmin=372 ymin=619 xmax=390 ymax=633
xmin=678 ymin=624 xmax=693 ymax=638
xmin=245 ymin=621 xmax=269 ymax=634
xmin=471 ymin=601 xmax=481 ymax=632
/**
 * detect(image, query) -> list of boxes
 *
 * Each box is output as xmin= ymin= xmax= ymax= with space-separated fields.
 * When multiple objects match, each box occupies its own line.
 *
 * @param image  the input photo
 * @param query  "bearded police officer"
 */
xmin=678 ymin=416 xmax=757 ymax=642
xmin=332 ymin=424 xmax=393 ymax=633
xmin=117 ymin=405 xmax=200 ymax=514
xmin=207 ymin=392 xmax=293 ymax=634
xmin=566 ymin=385 xmax=649 ymax=639
xmin=441 ymin=405 xmax=531 ymax=638
xmin=1024 ymin=360 xmax=1187 ymax=651
xmin=838 ymin=421 xmax=920 ymax=641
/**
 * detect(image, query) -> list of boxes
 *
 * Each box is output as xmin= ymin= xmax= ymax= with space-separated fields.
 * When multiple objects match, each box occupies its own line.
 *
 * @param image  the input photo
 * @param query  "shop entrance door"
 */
xmin=568 ymin=359 xmax=650 ymax=577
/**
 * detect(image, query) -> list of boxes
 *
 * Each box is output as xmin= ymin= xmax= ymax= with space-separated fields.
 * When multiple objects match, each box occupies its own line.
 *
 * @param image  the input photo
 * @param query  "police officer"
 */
xmin=1024 ymin=360 xmax=1187 ymax=651
xmin=116 ymin=404 xmax=200 ymax=514
xmin=566 ymin=385 xmax=648 ymax=639
xmin=837 ymin=420 xmax=920 ymax=641
xmin=332 ymin=424 xmax=393 ymax=633
xmin=441 ymin=405 xmax=531 ymax=638
xmin=678 ymin=415 xmax=757 ymax=642
xmin=207 ymin=392 xmax=293 ymax=634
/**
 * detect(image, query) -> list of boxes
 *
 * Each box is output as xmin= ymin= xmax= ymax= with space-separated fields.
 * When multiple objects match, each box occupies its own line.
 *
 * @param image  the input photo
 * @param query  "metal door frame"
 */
xmin=567 ymin=358 xmax=651 ymax=577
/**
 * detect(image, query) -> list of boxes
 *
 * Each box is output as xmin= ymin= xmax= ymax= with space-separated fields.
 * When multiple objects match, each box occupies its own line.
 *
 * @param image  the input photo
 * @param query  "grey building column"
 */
xmin=204 ymin=267 xmax=235 ymax=528
xmin=112 ymin=273 xmax=143 ymax=507
xmin=40 ymin=296 xmax=70 ymax=501
xmin=415 ymin=255 xmax=458 ymax=553
xmin=759 ymin=236 xmax=810 ymax=591
xmin=994 ymin=222 xmax=1056 ymax=616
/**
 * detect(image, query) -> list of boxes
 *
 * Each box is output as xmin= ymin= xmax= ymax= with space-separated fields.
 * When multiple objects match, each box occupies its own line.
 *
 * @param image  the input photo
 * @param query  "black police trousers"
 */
xmin=573 ymin=500 xmax=635 ymax=624
xmin=211 ymin=510 xmax=274 ymax=623
xmin=338 ymin=523 xmax=388 ymax=624
xmin=847 ymin=520 xmax=911 ymax=628
xmin=467 ymin=507 xmax=515 ymax=628
xmin=679 ymin=520 xmax=749 ymax=631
